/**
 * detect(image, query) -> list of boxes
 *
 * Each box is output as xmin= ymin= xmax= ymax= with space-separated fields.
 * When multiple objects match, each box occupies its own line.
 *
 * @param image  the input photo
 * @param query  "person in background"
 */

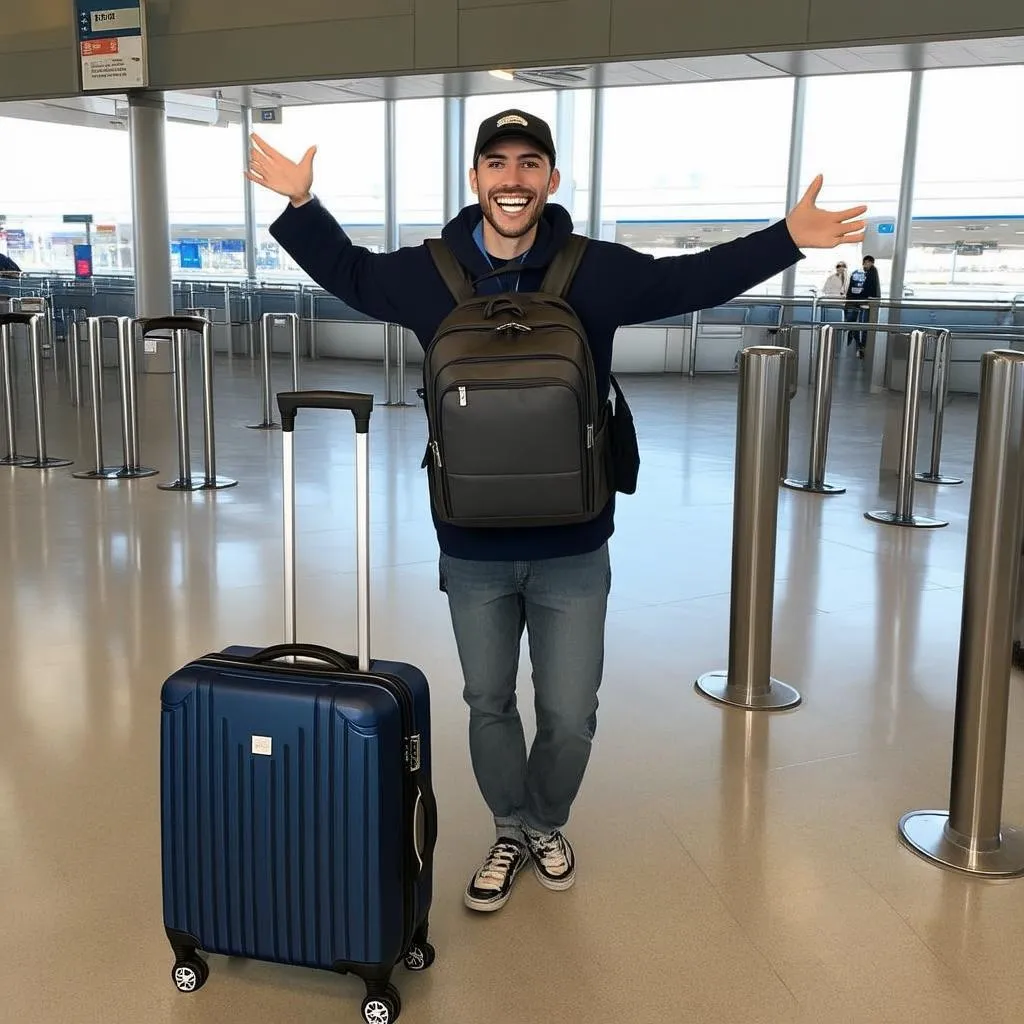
xmin=821 ymin=260 xmax=848 ymax=297
xmin=0 ymin=252 xmax=21 ymax=278
xmin=844 ymin=254 xmax=881 ymax=358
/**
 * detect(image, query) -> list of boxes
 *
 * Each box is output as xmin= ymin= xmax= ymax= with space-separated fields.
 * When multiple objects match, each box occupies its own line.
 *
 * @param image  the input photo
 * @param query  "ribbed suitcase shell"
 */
xmin=160 ymin=652 xmax=431 ymax=971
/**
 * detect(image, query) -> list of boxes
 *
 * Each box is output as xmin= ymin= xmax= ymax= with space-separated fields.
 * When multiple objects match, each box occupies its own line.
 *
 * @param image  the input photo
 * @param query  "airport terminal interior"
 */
xmin=4 ymin=18 xmax=1024 ymax=1024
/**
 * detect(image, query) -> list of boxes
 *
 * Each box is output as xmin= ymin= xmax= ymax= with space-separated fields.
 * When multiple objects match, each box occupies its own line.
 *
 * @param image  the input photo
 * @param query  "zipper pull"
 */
xmin=586 ymin=423 xmax=594 ymax=449
xmin=431 ymin=441 xmax=443 ymax=467
xmin=458 ymin=386 xmax=467 ymax=407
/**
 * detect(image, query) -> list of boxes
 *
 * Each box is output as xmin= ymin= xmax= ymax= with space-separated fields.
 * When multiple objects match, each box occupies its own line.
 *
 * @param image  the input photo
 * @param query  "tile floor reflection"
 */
xmin=1 ymin=346 xmax=1022 ymax=1024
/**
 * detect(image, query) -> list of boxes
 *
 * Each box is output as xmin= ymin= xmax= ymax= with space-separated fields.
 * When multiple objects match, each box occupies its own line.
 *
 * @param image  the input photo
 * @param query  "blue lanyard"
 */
xmin=472 ymin=220 xmax=529 ymax=294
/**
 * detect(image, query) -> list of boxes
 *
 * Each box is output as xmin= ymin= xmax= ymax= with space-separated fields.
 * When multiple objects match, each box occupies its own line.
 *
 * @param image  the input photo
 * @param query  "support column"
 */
xmin=780 ymin=77 xmax=807 ymax=302
xmin=586 ymin=87 xmax=605 ymax=240
xmin=241 ymin=105 xmax=258 ymax=281
xmin=887 ymin=70 xmax=924 ymax=319
xmin=129 ymin=92 xmax=173 ymax=319
xmin=385 ymin=100 xmax=399 ymax=252
xmin=443 ymin=96 xmax=466 ymax=223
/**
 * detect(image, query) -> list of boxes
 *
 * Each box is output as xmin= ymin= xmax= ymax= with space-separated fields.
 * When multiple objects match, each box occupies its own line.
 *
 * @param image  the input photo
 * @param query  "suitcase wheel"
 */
xmin=362 ymin=983 xmax=401 ymax=1024
xmin=403 ymin=942 xmax=436 ymax=972
xmin=171 ymin=957 xmax=209 ymax=994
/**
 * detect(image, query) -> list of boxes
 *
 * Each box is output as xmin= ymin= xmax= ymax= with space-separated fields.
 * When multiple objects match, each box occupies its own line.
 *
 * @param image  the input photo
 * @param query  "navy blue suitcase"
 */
xmin=160 ymin=391 xmax=437 ymax=1024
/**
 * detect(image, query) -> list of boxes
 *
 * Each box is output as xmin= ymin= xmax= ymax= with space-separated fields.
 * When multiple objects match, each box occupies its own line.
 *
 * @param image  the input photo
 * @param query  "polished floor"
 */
xmin=2 ymin=341 xmax=1023 ymax=1024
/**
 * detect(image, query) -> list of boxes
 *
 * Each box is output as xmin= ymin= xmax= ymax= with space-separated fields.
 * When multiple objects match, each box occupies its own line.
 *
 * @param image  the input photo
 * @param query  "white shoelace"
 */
xmin=527 ymin=831 xmax=569 ymax=874
xmin=474 ymin=842 xmax=521 ymax=891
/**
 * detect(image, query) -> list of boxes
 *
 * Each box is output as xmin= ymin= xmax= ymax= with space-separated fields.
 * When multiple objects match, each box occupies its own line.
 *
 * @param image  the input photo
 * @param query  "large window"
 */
xmin=396 ymin=98 xmax=444 ymax=247
xmin=0 ymin=117 xmax=131 ymax=274
xmin=907 ymin=65 xmax=1024 ymax=300
xmin=795 ymin=72 xmax=912 ymax=297
xmin=252 ymin=102 xmax=385 ymax=275
xmin=598 ymin=78 xmax=794 ymax=294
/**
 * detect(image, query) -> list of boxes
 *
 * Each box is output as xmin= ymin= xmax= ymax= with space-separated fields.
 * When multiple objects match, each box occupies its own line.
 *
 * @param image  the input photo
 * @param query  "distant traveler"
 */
xmin=821 ymin=260 xmax=848 ymax=297
xmin=0 ymin=252 xmax=20 ymax=277
xmin=845 ymin=254 xmax=881 ymax=358
xmin=247 ymin=109 xmax=867 ymax=913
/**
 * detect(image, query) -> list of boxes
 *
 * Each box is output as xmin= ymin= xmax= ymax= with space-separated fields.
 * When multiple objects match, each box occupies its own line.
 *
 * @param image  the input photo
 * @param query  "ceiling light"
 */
xmin=489 ymin=69 xmax=515 ymax=81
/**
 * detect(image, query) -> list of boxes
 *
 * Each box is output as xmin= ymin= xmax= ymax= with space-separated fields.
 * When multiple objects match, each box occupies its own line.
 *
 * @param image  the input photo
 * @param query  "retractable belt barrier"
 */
xmin=0 ymin=311 xmax=72 ymax=469
xmin=137 ymin=315 xmax=237 ymax=491
xmin=72 ymin=316 xmax=157 ymax=481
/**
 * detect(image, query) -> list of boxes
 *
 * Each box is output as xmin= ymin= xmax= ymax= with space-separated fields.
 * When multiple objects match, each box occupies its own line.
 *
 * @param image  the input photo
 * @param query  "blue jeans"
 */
xmin=439 ymin=544 xmax=612 ymax=840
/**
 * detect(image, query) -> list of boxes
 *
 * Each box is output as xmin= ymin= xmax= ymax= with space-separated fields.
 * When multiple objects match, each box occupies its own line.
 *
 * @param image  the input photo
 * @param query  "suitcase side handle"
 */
xmin=415 ymin=782 xmax=439 ymax=879
xmin=277 ymin=390 xmax=373 ymax=433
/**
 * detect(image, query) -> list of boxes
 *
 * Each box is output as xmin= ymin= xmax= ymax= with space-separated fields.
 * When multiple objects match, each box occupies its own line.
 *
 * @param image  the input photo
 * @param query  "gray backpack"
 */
xmin=421 ymin=234 xmax=615 ymax=529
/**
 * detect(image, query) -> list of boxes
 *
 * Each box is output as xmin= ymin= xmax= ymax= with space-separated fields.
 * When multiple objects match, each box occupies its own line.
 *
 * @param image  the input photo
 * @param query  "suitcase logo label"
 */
xmin=251 ymin=735 xmax=273 ymax=756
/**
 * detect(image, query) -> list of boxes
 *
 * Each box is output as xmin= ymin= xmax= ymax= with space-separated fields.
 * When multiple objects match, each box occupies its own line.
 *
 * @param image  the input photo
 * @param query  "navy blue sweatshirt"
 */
xmin=270 ymin=199 xmax=803 ymax=561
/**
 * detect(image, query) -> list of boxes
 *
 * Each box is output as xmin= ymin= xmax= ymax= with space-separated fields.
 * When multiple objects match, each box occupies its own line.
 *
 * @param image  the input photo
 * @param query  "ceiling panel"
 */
xmin=2 ymin=33 xmax=1022 ymax=130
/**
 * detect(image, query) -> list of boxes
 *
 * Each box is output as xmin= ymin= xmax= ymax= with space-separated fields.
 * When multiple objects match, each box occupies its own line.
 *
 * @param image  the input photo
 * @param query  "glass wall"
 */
xmin=1 ymin=63 xmax=1023 ymax=306
xmin=599 ymin=78 xmax=794 ymax=294
xmin=251 ymin=102 xmax=385 ymax=277
xmin=795 ymin=72 xmax=911 ymax=298
xmin=396 ymin=98 xmax=444 ymax=247
xmin=907 ymin=64 xmax=1024 ymax=300
xmin=0 ymin=117 xmax=131 ymax=274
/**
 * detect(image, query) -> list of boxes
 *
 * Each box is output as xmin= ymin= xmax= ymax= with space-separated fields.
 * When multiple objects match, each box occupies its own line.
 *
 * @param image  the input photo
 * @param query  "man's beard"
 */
xmin=480 ymin=188 xmax=548 ymax=240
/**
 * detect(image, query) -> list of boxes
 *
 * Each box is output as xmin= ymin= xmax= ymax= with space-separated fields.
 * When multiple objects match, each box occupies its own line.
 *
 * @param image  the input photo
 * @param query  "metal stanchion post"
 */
xmin=687 ymin=309 xmax=701 ymax=378
xmin=696 ymin=347 xmax=801 ymax=711
xmin=899 ymin=349 xmax=1024 ymax=877
xmin=383 ymin=323 xmax=394 ymax=405
xmin=67 ymin=312 xmax=83 ymax=407
xmin=141 ymin=315 xmax=236 ymax=491
xmin=250 ymin=312 xmax=277 ymax=429
xmin=782 ymin=322 xmax=845 ymax=495
xmin=916 ymin=329 xmax=963 ymax=485
xmin=199 ymin=317 xmax=235 ymax=488
xmin=16 ymin=313 xmax=72 ymax=469
xmin=247 ymin=312 xmax=294 ymax=430
xmin=866 ymin=329 xmax=947 ymax=528
xmin=392 ymin=326 xmax=413 ymax=407
xmin=73 ymin=316 xmax=157 ymax=480
xmin=289 ymin=313 xmax=300 ymax=392
xmin=766 ymin=325 xmax=798 ymax=480
xmin=158 ymin=328 xmax=194 ymax=490
xmin=0 ymin=318 xmax=32 ymax=466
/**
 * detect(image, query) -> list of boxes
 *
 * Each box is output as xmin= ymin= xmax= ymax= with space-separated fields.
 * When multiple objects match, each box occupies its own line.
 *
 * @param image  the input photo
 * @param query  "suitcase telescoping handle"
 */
xmin=276 ymin=390 xmax=374 ymax=673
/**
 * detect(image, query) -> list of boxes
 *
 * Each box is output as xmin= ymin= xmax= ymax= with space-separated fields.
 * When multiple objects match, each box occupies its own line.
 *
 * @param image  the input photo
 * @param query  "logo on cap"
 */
xmin=497 ymin=114 xmax=528 ymax=128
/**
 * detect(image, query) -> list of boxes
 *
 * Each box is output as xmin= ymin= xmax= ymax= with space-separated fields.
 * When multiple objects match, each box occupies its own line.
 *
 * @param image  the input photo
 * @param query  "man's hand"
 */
xmin=246 ymin=133 xmax=317 ymax=205
xmin=786 ymin=175 xmax=867 ymax=250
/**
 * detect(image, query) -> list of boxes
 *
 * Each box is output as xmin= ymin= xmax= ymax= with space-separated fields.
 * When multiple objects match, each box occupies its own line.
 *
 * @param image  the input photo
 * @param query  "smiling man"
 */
xmin=249 ymin=107 xmax=866 ymax=915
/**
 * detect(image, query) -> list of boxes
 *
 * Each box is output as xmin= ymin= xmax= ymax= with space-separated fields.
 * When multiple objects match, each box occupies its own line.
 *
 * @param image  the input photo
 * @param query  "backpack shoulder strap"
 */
xmin=540 ymin=234 xmax=589 ymax=299
xmin=425 ymin=238 xmax=475 ymax=303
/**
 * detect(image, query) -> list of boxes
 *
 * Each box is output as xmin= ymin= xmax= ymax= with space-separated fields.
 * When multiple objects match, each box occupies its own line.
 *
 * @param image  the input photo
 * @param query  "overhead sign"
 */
xmin=75 ymin=1 xmax=149 ymax=93
xmin=63 ymin=214 xmax=94 ymax=224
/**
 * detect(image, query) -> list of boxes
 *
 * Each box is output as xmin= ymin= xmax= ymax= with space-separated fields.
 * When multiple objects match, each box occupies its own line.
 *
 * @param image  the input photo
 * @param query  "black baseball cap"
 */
xmin=473 ymin=109 xmax=556 ymax=166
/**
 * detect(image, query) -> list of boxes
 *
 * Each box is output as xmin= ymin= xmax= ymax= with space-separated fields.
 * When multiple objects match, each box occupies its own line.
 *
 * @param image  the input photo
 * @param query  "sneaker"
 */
xmin=523 ymin=827 xmax=576 ymax=891
xmin=464 ymin=838 xmax=528 ymax=912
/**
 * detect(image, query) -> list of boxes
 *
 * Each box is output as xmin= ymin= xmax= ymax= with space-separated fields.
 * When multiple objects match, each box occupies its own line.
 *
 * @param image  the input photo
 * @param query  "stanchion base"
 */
xmin=16 ymin=457 xmax=73 ymax=470
xmin=694 ymin=670 xmax=801 ymax=711
xmin=898 ymin=811 xmax=1024 ymax=878
xmin=383 ymin=400 xmax=416 ymax=408
xmin=864 ymin=510 xmax=948 ymax=529
xmin=246 ymin=421 xmax=281 ymax=430
xmin=0 ymin=455 xmax=34 ymax=466
xmin=158 ymin=474 xmax=238 ymax=491
xmin=781 ymin=478 xmax=846 ymax=495
xmin=915 ymin=472 xmax=964 ymax=486
xmin=73 ymin=465 xmax=159 ymax=481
